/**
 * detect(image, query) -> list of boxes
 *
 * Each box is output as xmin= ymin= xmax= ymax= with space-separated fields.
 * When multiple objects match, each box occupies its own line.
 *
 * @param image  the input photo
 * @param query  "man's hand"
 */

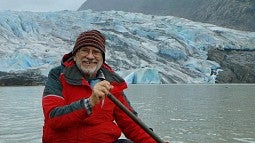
xmin=89 ymin=80 xmax=113 ymax=107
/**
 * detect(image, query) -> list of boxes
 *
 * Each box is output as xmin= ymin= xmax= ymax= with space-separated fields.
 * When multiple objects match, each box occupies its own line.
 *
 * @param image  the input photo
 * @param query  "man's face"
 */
xmin=74 ymin=46 xmax=103 ymax=78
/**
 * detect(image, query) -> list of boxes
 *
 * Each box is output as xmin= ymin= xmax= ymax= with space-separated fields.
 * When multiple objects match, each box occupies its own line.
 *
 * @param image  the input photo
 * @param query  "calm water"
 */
xmin=0 ymin=84 xmax=254 ymax=143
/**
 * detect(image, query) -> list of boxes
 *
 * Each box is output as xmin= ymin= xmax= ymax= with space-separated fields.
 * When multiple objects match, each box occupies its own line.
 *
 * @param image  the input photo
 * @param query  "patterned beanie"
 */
xmin=72 ymin=30 xmax=106 ymax=60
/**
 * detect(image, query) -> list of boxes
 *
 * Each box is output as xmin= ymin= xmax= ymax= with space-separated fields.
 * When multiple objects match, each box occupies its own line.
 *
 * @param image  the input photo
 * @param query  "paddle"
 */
xmin=107 ymin=93 xmax=165 ymax=143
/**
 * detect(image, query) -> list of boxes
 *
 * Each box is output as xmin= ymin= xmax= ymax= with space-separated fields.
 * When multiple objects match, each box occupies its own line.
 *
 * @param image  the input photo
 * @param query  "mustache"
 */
xmin=82 ymin=59 xmax=97 ymax=63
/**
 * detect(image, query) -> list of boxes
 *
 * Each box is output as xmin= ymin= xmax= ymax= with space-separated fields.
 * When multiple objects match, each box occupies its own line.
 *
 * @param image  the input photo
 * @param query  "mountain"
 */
xmin=78 ymin=0 xmax=255 ymax=32
xmin=0 ymin=10 xmax=255 ymax=85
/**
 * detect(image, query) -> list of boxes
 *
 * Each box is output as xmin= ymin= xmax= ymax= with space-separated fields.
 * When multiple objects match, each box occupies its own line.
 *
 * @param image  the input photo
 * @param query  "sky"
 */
xmin=0 ymin=0 xmax=87 ymax=12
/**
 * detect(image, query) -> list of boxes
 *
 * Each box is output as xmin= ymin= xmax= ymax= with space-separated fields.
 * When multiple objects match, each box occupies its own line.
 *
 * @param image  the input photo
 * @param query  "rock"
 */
xmin=0 ymin=69 xmax=47 ymax=86
xmin=207 ymin=48 xmax=255 ymax=83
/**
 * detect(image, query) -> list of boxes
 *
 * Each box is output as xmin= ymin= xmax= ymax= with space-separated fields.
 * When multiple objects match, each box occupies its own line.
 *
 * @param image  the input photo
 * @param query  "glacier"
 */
xmin=0 ymin=10 xmax=255 ymax=84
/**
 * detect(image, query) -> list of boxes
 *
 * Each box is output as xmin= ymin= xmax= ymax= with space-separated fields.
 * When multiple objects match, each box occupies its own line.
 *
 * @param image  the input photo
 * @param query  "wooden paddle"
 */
xmin=107 ymin=93 xmax=165 ymax=143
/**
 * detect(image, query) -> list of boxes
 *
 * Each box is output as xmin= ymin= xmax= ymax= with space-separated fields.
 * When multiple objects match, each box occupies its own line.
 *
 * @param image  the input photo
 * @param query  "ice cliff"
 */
xmin=0 ymin=10 xmax=255 ymax=84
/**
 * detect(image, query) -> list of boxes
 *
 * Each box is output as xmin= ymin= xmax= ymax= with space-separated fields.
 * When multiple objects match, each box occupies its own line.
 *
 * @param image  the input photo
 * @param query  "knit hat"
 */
xmin=72 ymin=30 xmax=106 ymax=60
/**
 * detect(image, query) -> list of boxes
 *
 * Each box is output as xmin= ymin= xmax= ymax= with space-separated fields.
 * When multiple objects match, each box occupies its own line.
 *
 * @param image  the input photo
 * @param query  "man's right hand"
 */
xmin=89 ymin=80 xmax=113 ymax=107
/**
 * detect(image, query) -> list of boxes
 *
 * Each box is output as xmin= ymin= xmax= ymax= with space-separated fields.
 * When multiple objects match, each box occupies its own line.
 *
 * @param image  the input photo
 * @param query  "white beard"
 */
xmin=80 ymin=64 xmax=98 ymax=77
xmin=75 ymin=59 xmax=103 ymax=78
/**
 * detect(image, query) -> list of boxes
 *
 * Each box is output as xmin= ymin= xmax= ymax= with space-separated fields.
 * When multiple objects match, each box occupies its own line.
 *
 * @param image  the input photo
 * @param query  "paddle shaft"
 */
xmin=107 ymin=93 xmax=165 ymax=143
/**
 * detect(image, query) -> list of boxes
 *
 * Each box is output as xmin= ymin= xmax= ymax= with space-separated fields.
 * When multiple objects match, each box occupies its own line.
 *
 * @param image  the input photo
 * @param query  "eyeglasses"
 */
xmin=78 ymin=47 xmax=102 ymax=57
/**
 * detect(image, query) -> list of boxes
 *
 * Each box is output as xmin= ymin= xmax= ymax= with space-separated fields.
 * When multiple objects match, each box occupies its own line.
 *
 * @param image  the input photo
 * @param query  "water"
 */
xmin=0 ymin=84 xmax=254 ymax=143
xmin=0 ymin=86 xmax=43 ymax=143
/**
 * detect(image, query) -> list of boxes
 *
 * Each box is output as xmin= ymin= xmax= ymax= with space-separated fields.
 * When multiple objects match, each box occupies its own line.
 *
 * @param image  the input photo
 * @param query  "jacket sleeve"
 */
xmin=42 ymin=66 xmax=89 ymax=129
xmin=114 ymin=92 xmax=157 ymax=143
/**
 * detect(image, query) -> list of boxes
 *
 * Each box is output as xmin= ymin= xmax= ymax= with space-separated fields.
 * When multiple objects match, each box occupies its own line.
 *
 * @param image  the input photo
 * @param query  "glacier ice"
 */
xmin=0 ymin=10 xmax=255 ymax=84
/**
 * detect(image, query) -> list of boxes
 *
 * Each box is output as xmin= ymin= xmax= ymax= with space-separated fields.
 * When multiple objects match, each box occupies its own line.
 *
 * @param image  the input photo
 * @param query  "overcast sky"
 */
xmin=0 ymin=0 xmax=86 ymax=12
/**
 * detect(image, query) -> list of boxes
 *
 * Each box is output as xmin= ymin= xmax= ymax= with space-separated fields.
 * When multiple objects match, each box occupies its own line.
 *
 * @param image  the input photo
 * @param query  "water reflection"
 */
xmin=0 ymin=84 xmax=254 ymax=143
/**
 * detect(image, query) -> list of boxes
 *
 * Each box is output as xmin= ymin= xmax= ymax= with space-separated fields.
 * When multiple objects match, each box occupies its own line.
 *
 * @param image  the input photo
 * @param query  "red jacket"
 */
xmin=42 ymin=53 xmax=156 ymax=143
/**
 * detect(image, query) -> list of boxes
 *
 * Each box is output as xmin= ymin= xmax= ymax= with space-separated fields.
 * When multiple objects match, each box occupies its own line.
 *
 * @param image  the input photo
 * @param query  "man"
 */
xmin=42 ymin=30 xmax=157 ymax=143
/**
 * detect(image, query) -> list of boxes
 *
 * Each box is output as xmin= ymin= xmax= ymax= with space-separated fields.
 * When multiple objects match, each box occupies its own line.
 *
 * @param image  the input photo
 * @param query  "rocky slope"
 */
xmin=207 ymin=49 xmax=255 ymax=83
xmin=79 ymin=0 xmax=255 ymax=32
